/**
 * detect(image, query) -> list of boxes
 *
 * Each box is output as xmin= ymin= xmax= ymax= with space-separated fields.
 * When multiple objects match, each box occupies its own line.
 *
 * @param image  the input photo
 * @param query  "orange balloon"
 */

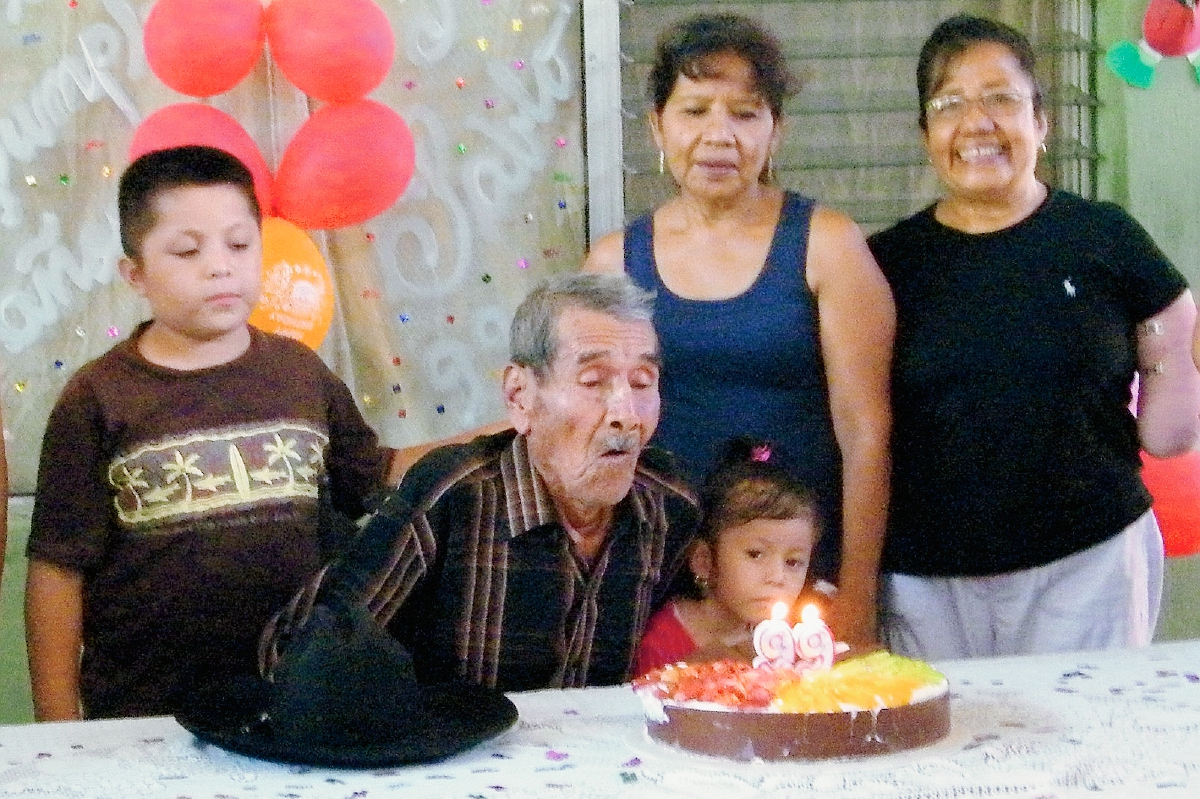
xmin=248 ymin=217 xmax=334 ymax=350
xmin=1141 ymin=449 xmax=1200 ymax=557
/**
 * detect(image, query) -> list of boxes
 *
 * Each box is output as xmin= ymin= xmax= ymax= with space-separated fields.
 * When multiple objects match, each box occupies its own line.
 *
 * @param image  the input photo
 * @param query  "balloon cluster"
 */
xmin=134 ymin=0 xmax=416 ymax=230
xmin=1107 ymin=0 xmax=1200 ymax=89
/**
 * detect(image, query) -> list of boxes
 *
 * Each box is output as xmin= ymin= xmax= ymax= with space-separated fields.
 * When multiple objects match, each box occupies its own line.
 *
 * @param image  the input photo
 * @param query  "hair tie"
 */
xmin=750 ymin=444 xmax=772 ymax=462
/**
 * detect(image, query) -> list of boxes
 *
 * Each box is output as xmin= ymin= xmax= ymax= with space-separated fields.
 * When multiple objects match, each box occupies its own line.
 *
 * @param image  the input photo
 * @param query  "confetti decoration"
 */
xmin=22 ymin=33 xmax=42 ymax=45
xmin=106 ymin=326 xmax=120 ymax=337
xmin=53 ymin=360 xmax=64 ymax=369
xmin=512 ymin=59 xmax=525 ymax=70
xmin=392 ymin=356 xmax=403 ymax=366
xmin=555 ymin=137 xmax=568 ymax=148
xmin=545 ymin=750 xmax=568 ymax=761
xmin=59 ymin=175 xmax=70 ymax=185
xmin=512 ymin=19 xmax=523 ymax=32
xmin=365 ymin=232 xmax=376 ymax=242
xmin=397 ymin=409 xmax=407 ymax=418
xmin=101 ymin=166 xmax=112 ymax=178
xmin=476 ymin=38 xmax=489 ymax=51
xmin=482 ymin=274 xmax=492 ymax=283
xmin=75 ymin=327 xmax=86 ymax=337
xmin=362 ymin=395 xmax=375 ymax=407
xmin=436 ymin=404 xmax=445 ymax=414
xmin=446 ymin=315 xmax=455 ymax=324
xmin=391 ymin=384 xmax=402 ymax=393
xmin=524 ymin=213 xmax=534 ymax=223
xmin=455 ymin=77 xmax=466 ymax=89
xmin=557 ymin=200 xmax=567 ymax=209
xmin=25 ymin=176 xmax=36 ymax=186
xmin=404 ymin=80 xmax=417 ymax=90
xmin=457 ymin=143 xmax=468 ymax=154
xmin=516 ymin=258 xmax=529 ymax=269
xmin=14 ymin=382 xmax=26 ymax=393
xmin=399 ymin=313 xmax=410 ymax=323
xmin=484 ymin=98 xmax=496 ymax=109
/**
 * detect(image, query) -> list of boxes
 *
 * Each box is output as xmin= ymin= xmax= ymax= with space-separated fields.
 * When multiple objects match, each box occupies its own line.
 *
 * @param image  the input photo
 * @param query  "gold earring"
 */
xmin=767 ymin=154 xmax=775 ymax=183
xmin=695 ymin=575 xmax=710 ymax=595
xmin=658 ymin=150 xmax=665 ymax=175
xmin=1040 ymin=141 xmax=1048 ymax=154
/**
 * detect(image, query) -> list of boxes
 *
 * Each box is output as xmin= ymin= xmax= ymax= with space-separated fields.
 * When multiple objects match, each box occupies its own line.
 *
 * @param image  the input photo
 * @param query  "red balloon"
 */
xmin=265 ymin=0 xmax=395 ymax=103
xmin=1143 ymin=0 xmax=1200 ymax=57
xmin=1141 ymin=450 xmax=1200 ymax=557
xmin=144 ymin=0 xmax=265 ymax=97
xmin=129 ymin=103 xmax=274 ymax=216
xmin=274 ymin=100 xmax=415 ymax=229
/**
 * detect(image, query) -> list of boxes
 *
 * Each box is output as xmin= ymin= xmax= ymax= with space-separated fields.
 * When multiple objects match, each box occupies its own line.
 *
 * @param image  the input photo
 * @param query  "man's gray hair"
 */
xmin=510 ymin=272 xmax=656 ymax=376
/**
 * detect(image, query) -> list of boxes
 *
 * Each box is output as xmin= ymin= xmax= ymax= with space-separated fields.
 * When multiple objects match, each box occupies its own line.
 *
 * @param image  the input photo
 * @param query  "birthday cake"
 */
xmin=632 ymin=651 xmax=951 ymax=761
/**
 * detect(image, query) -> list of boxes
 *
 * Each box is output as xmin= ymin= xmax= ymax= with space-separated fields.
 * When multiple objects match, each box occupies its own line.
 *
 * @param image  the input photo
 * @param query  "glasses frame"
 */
xmin=924 ymin=90 xmax=1033 ymax=121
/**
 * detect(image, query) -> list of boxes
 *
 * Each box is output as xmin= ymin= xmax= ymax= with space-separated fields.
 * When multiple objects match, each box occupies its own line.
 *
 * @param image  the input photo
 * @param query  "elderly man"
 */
xmin=261 ymin=273 xmax=698 ymax=690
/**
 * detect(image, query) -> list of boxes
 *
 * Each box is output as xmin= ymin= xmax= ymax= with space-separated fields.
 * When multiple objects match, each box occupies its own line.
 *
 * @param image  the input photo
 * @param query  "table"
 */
xmin=1 ymin=640 xmax=1197 ymax=798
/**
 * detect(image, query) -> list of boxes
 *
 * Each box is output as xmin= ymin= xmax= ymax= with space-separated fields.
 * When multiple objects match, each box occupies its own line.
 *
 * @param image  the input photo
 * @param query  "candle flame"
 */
xmin=800 ymin=603 xmax=820 ymax=623
xmin=770 ymin=601 xmax=789 ymax=620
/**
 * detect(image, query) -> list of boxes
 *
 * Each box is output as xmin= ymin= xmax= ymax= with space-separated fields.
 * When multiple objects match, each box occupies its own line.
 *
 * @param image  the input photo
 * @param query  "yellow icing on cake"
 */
xmin=773 ymin=652 xmax=946 ymax=712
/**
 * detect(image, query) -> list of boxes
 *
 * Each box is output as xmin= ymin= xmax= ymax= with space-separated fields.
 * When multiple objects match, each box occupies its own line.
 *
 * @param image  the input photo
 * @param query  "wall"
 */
xmin=1097 ymin=2 xmax=1200 ymax=286
xmin=0 ymin=1 xmax=586 ymax=495
xmin=1096 ymin=2 xmax=1200 ymax=643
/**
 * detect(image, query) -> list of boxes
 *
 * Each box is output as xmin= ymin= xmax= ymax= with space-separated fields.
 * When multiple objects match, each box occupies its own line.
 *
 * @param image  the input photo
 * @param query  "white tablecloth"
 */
xmin=1 ymin=640 xmax=1197 ymax=798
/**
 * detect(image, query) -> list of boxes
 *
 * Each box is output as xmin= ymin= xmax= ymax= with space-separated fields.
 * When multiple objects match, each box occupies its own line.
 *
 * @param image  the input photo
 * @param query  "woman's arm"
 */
xmin=387 ymin=420 xmax=513 ymax=485
xmin=582 ymin=230 xmax=625 ymax=274
xmin=806 ymin=206 xmax=896 ymax=648
xmin=1137 ymin=289 xmax=1200 ymax=457
xmin=25 ymin=559 xmax=84 ymax=721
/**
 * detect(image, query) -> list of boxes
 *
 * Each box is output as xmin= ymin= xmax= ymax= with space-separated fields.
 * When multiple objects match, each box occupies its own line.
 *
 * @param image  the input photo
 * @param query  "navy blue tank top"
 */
xmin=625 ymin=192 xmax=842 ymax=579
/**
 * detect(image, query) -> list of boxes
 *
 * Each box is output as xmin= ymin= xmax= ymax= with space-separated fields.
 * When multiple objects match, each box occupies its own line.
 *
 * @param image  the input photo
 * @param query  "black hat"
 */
xmin=175 ymin=604 xmax=518 ymax=768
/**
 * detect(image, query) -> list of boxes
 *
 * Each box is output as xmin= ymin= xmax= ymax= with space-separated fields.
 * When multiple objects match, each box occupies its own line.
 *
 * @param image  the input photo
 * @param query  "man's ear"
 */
xmin=503 ymin=364 xmax=534 ymax=435
xmin=118 ymin=256 xmax=147 ymax=298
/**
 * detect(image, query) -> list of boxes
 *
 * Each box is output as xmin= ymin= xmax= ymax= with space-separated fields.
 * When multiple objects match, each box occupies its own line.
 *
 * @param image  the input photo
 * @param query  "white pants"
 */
xmin=882 ymin=511 xmax=1164 ymax=660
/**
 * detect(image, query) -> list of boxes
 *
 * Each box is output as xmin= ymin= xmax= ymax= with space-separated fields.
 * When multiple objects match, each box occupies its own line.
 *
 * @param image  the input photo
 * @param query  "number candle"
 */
xmin=752 ymin=602 xmax=797 ymax=668
xmin=792 ymin=603 xmax=835 ymax=674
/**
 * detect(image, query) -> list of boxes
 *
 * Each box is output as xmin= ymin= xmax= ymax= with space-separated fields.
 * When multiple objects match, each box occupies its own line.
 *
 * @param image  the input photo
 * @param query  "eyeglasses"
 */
xmin=925 ymin=90 xmax=1031 ymax=120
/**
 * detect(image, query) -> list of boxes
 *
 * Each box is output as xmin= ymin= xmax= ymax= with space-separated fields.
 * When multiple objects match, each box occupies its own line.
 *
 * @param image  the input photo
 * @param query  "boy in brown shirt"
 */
xmin=25 ymin=146 xmax=386 ymax=719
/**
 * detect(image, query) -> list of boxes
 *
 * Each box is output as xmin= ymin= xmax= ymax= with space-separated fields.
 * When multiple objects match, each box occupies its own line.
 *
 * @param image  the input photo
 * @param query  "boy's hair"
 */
xmin=697 ymin=437 xmax=819 ymax=547
xmin=118 ymin=145 xmax=261 ymax=260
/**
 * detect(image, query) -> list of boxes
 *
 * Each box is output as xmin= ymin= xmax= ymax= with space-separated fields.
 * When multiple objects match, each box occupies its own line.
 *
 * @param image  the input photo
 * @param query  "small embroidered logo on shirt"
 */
xmin=1063 ymin=277 xmax=1076 ymax=297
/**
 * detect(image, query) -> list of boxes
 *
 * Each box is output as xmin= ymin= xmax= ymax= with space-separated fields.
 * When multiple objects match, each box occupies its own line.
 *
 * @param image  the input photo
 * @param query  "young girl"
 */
xmin=635 ymin=438 xmax=819 ymax=675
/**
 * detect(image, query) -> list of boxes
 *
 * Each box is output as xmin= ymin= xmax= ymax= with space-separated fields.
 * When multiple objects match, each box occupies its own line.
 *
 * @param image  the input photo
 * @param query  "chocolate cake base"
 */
xmin=645 ymin=690 xmax=951 ymax=761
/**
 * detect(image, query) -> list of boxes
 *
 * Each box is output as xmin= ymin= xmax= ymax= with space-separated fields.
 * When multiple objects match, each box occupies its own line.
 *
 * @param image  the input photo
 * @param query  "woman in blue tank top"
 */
xmin=585 ymin=13 xmax=895 ymax=648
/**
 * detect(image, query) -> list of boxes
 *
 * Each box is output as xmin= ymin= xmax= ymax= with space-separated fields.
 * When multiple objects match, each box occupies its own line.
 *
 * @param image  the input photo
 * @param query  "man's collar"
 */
xmin=499 ymin=434 xmax=559 ymax=536
xmin=499 ymin=434 xmax=653 ymax=538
